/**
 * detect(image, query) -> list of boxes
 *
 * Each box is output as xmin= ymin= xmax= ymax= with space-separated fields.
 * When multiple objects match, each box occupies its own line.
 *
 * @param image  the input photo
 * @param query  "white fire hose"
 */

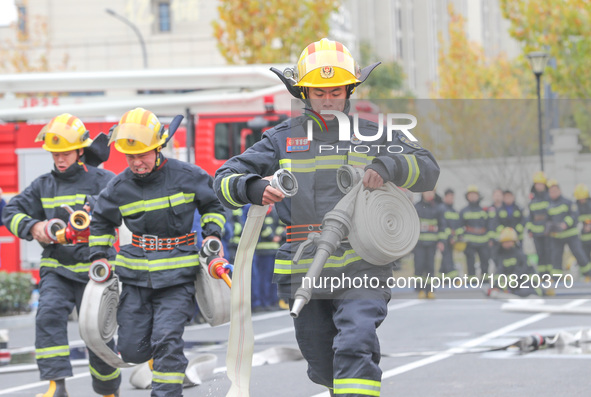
xmin=225 ymin=169 xmax=299 ymax=397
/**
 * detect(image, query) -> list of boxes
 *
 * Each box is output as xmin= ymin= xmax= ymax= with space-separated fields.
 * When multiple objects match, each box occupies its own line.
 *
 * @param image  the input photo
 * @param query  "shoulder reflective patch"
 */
xmin=399 ymin=135 xmax=423 ymax=149
xmin=286 ymin=137 xmax=310 ymax=152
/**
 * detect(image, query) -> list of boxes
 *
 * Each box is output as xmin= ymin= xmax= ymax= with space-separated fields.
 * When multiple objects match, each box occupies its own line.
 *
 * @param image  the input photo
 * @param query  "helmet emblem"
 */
xmin=52 ymin=135 xmax=60 ymax=144
xmin=320 ymin=66 xmax=334 ymax=79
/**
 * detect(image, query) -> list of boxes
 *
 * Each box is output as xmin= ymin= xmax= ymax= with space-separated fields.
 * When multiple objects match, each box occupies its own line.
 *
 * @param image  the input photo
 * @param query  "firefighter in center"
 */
xmin=214 ymin=38 xmax=439 ymax=396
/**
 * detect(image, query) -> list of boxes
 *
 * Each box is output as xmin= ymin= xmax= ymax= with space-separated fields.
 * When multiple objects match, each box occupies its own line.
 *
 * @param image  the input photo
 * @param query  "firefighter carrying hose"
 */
xmin=88 ymin=108 xmax=226 ymax=396
xmin=1 ymin=114 xmax=120 ymax=397
xmin=214 ymin=38 xmax=439 ymax=396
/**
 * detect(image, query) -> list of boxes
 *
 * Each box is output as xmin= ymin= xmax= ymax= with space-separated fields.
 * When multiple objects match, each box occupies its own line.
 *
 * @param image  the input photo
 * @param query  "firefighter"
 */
xmin=1 ymin=114 xmax=120 ymax=397
xmin=492 ymin=190 xmax=525 ymax=241
xmin=574 ymin=183 xmax=591 ymax=260
xmin=214 ymin=38 xmax=439 ymax=396
xmin=489 ymin=227 xmax=541 ymax=297
xmin=227 ymin=208 xmax=244 ymax=263
xmin=486 ymin=187 xmax=504 ymax=221
xmin=457 ymin=185 xmax=492 ymax=278
xmin=439 ymin=188 xmax=460 ymax=278
xmin=88 ymin=108 xmax=226 ymax=396
xmin=546 ymin=179 xmax=591 ymax=278
xmin=526 ymin=171 xmax=552 ymax=275
xmin=413 ymin=190 xmax=446 ymax=298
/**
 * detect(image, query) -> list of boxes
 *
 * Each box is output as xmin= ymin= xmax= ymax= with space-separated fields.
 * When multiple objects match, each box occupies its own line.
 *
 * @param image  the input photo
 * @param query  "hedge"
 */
xmin=0 ymin=272 xmax=34 ymax=315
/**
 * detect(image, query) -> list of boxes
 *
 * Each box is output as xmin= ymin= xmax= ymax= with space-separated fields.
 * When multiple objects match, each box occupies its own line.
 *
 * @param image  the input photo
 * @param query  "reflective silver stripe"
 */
xmin=347 ymin=152 xmax=374 ymax=166
xmin=89 ymin=365 xmax=120 ymax=381
xmin=221 ymin=174 xmax=244 ymax=207
xmin=400 ymin=154 xmax=419 ymax=189
xmin=41 ymin=194 xmax=87 ymax=209
xmin=333 ymin=378 xmax=381 ymax=396
xmin=36 ymin=345 xmax=70 ymax=359
xmin=89 ymin=234 xmax=117 ymax=247
xmin=9 ymin=213 xmax=28 ymax=236
xmin=152 ymin=370 xmax=185 ymax=384
xmin=274 ymin=250 xmax=361 ymax=274
xmin=201 ymin=213 xmax=226 ymax=230
xmin=112 ymin=254 xmax=199 ymax=271
xmin=40 ymin=258 xmax=92 ymax=273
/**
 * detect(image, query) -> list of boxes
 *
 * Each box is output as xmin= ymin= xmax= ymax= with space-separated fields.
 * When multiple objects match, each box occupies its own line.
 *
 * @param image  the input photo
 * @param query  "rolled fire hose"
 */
xmin=290 ymin=165 xmax=420 ymax=317
xmin=225 ymin=169 xmax=298 ymax=397
xmin=195 ymin=239 xmax=232 ymax=327
xmin=79 ymin=273 xmax=136 ymax=368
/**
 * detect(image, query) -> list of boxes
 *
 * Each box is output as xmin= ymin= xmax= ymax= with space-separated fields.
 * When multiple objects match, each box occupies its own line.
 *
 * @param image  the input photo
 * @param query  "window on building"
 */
xmin=17 ymin=6 xmax=27 ymax=40
xmin=158 ymin=2 xmax=171 ymax=32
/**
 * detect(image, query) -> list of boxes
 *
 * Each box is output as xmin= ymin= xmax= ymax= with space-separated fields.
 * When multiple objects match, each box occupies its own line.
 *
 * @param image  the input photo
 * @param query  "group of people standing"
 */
xmin=413 ymin=171 xmax=591 ymax=298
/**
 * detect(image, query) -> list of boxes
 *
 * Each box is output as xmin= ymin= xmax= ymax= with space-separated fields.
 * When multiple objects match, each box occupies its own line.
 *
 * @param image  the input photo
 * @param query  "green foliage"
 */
xmin=356 ymin=41 xmax=412 ymax=100
xmin=0 ymin=272 xmax=34 ymax=315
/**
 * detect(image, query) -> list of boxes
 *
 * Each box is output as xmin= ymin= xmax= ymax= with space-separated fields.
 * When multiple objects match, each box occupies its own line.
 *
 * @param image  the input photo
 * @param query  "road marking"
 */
xmin=310 ymin=299 xmax=589 ymax=397
xmin=0 ymin=372 xmax=90 ymax=395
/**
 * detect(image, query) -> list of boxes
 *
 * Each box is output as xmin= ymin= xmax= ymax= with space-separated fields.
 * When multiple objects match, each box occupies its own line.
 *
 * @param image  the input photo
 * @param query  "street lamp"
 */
xmin=105 ymin=8 xmax=148 ymax=69
xmin=527 ymin=51 xmax=550 ymax=172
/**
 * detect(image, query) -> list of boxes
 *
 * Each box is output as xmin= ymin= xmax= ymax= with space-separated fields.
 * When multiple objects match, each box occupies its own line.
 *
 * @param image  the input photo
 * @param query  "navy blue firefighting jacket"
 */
xmin=213 ymin=114 xmax=439 ymax=295
xmin=89 ymin=157 xmax=226 ymax=289
xmin=2 ymin=162 xmax=114 ymax=282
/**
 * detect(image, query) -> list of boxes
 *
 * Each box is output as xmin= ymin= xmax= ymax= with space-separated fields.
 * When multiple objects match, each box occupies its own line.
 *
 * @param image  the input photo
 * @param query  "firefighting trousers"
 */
xmin=36 ymin=272 xmax=121 ymax=394
xmin=291 ymin=287 xmax=389 ymax=396
xmin=550 ymin=235 xmax=591 ymax=276
xmin=413 ymin=243 xmax=436 ymax=290
xmin=439 ymin=241 xmax=457 ymax=277
xmin=252 ymin=253 xmax=278 ymax=308
xmin=464 ymin=243 xmax=491 ymax=276
xmin=533 ymin=235 xmax=553 ymax=275
xmin=117 ymin=282 xmax=196 ymax=397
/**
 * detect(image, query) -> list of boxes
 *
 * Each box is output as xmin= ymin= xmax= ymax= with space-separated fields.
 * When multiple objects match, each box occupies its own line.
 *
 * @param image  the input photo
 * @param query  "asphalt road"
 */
xmin=1 ymin=286 xmax=591 ymax=397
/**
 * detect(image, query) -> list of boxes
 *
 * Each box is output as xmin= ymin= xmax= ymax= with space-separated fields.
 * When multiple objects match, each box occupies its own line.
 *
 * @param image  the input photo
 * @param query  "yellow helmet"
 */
xmin=453 ymin=241 xmax=467 ymax=252
xmin=574 ymin=183 xmax=589 ymax=200
xmin=109 ymin=108 xmax=166 ymax=154
xmin=35 ymin=113 xmax=91 ymax=152
xmin=466 ymin=185 xmax=479 ymax=194
xmin=498 ymin=227 xmax=518 ymax=243
xmin=546 ymin=179 xmax=559 ymax=189
xmin=533 ymin=171 xmax=547 ymax=184
xmin=294 ymin=38 xmax=361 ymax=88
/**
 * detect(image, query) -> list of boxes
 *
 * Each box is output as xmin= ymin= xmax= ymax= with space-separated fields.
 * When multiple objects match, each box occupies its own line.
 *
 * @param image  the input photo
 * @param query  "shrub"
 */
xmin=0 ymin=272 xmax=34 ymax=315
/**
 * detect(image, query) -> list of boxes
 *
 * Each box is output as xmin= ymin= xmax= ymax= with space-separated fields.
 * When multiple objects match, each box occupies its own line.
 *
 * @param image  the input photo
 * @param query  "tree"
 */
xmin=0 ymin=15 xmax=69 ymax=73
xmin=425 ymin=4 xmax=538 ymax=170
xmin=500 ymin=0 xmax=591 ymax=99
xmin=500 ymin=0 xmax=591 ymax=148
xmin=434 ymin=4 xmax=527 ymax=99
xmin=212 ymin=0 xmax=340 ymax=64
xmin=356 ymin=41 xmax=413 ymax=100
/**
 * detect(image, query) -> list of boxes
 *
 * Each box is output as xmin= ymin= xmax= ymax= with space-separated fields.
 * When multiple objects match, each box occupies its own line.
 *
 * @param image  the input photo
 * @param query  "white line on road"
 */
xmin=0 ymin=372 xmax=91 ymax=395
xmin=310 ymin=299 xmax=589 ymax=397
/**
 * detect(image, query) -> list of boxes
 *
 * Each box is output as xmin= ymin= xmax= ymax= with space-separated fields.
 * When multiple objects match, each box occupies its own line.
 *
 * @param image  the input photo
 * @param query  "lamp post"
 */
xmin=105 ymin=8 xmax=148 ymax=69
xmin=527 ymin=51 xmax=550 ymax=172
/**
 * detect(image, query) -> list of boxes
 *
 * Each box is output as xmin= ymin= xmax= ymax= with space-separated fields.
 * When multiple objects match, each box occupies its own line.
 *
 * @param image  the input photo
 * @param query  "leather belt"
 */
xmin=132 ymin=233 xmax=196 ymax=251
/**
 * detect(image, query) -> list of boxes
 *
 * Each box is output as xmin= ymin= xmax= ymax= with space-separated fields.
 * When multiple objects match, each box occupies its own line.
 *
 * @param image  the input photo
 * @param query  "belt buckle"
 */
xmin=142 ymin=234 xmax=159 ymax=251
